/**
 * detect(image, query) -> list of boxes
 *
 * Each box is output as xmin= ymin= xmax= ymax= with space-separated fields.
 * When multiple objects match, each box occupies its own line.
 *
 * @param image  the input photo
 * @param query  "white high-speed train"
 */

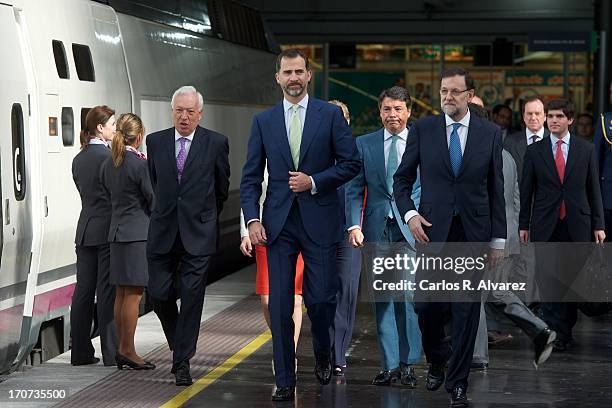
xmin=0 ymin=0 xmax=278 ymax=374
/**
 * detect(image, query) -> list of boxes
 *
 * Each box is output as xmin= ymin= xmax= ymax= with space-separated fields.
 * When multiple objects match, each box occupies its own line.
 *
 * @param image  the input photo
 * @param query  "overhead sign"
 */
xmin=528 ymin=32 xmax=591 ymax=52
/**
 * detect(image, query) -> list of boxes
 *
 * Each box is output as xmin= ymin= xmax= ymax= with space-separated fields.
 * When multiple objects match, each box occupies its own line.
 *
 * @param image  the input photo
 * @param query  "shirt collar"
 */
xmin=88 ymin=137 xmax=109 ymax=147
xmin=550 ymin=131 xmax=571 ymax=145
xmin=526 ymin=127 xmax=545 ymax=138
xmin=175 ymin=129 xmax=195 ymax=142
xmin=283 ymin=93 xmax=309 ymax=113
xmin=445 ymin=109 xmax=471 ymax=129
xmin=383 ymin=127 xmax=408 ymax=141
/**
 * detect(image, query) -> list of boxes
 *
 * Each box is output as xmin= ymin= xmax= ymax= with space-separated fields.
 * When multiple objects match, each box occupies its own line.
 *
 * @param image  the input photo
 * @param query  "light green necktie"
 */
xmin=289 ymin=104 xmax=302 ymax=169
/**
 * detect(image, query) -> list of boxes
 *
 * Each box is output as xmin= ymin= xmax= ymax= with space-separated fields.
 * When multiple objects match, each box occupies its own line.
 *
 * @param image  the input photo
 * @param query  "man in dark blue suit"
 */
xmin=594 ymin=111 xmax=612 ymax=235
xmin=240 ymin=49 xmax=360 ymax=401
xmin=394 ymin=67 xmax=506 ymax=407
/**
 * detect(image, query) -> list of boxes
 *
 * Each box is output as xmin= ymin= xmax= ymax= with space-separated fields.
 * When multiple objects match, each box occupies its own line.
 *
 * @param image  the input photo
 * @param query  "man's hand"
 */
xmin=288 ymin=171 xmax=312 ymax=193
xmin=408 ymin=215 xmax=432 ymax=244
xmin=594 ymin=229 xmax=606 ymax=244
xmin=240 ymin=236 xmax=253 ymax=257
xmin=348 ymin=229 xmax=365 ymax=248
xmin=488 ymin=248 xmax=504 ymax=268
xmin=519 ymin=230 xmax=529 ymax=244
xmin=248 ymin=221 xmax=267 ymax=246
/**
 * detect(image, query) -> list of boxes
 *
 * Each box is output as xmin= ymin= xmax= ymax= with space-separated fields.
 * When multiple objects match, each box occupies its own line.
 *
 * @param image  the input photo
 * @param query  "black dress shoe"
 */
xmin=115 ymin=353 xmax=156 ymax=370
xmin=314 ymin=354 xmax=332 ymax=385
xmin=334 ymin=365 xmax=346 ymax=376
xmin=533 ymin=328 xmax=556 ymax=367
xmin=470 ymin=362 xmax=488 ymax=370
xmin=450 ymin=385 xmax=469 ymax=407
xmin=72 ymin=357 xmax=100 ymax=366
xmin=552 ymin=339 xmax=567 ymax=352
xmin=372 ymin=368 xmax=401 ymax=386
xmin=426 ymin=363 xmax=445 ymax=391
xmin=175 ymin=365 xmax=193 ymax=386
xmin=271 ymin=386 xmax=295 ymax=401
xmin=399 ymin=362 xmax=417 ymax=388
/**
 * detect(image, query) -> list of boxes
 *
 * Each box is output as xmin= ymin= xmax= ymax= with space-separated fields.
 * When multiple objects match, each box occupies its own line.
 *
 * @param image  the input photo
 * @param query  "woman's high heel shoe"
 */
xmin=115 ymin=353 xmax=156 ymax=370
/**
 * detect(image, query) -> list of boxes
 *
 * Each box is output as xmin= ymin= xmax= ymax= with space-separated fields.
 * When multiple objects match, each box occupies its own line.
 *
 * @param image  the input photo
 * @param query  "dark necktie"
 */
xmin=555 ymin=139 xmax=566 ymax=219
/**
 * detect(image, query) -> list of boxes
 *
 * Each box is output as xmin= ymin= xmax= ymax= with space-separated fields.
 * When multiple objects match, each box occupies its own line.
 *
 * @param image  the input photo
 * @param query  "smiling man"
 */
xmin=240 ymin=49 xmax=360 ymax=401
xmin=393 ymin=67 xmax=506 ymax=407
xmin=345 ymin=86 xmax=422 ymax=388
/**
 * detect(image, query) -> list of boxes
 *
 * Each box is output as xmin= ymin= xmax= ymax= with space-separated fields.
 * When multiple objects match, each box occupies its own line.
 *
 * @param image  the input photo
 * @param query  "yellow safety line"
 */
xmin=160 ymin=330 xmax=273 ymax=408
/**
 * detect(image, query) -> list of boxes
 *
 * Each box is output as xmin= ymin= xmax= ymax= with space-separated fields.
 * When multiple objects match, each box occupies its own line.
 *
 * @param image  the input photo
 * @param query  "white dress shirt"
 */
xmin=525 ymin=127 xmax=545 ymax=146
xmin=405 ymin=110 xmax=504 ymax=248
xmin=550 ymin=132 xmax=570 ymax=162
xmin=175 ymin=129 xmax=195 ymax=158
xmin=349 ymin=127 xmax=408 ymax=232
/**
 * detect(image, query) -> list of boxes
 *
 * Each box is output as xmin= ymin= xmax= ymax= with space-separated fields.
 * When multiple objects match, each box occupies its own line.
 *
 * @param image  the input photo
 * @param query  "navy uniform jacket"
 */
xmin=594 ymin=112 xmax=612 ymax=209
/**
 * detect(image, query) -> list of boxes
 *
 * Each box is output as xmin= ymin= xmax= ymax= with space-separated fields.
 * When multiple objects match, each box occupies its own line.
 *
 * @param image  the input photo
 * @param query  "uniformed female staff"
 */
xmin=71 ymin=105 xmax=119 ymax=366
xmin=101 ymin=113 xmax=155 ymax=370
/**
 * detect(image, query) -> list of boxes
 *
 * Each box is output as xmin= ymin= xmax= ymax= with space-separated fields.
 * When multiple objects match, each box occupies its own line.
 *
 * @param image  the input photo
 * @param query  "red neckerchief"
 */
xmin=90 ymin=136 xmax=110 ymax=148
xmin=126 ymin=145 xmax=147 ymax=160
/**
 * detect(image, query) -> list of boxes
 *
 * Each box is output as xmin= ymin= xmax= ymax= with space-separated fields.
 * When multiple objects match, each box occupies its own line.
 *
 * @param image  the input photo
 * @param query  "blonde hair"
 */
xmin=112 ymin=113 xmax=145 ymax=167
xmin=329 ymin=100 xmax=350 ymax=125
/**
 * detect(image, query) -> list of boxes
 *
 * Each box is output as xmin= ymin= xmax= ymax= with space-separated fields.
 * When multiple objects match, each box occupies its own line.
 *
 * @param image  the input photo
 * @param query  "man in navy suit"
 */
xmin=147 ymin=86 xmax=230 ymax=386
xmin=394 ymin=67 xmax=506 ymax=407
xmin=240 ymin=49 xmax=360 ymax=401
xmin=345 ymin=86 xmax=422 ymax=387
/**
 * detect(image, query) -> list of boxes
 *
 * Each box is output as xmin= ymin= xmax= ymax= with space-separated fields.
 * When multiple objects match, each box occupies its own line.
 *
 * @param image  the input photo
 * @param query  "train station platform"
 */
xmin=1 ymin=264 xmax=611 ymax=407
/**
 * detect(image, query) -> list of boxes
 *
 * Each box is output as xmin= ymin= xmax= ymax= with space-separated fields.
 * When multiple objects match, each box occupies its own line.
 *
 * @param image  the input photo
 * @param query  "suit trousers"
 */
xmin=333 ymin=233 xmax=362 ymax=367
xmin=535 ymin=219 xmax=581 ymax=343
xmin=415 ymin=216 xmax=481 ymax=392
xmin=148 ymin=232 xmax=210 ymax=370
xmin=266 ymin=201 xmax=338 ymax=387
xmin=373 ymin=218 xmax=422 ymax=370
xmin=71 ymin=244 xmax=118 ymax=365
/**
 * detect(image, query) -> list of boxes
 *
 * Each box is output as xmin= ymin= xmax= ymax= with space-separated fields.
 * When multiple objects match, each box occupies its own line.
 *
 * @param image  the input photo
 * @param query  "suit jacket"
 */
xmin=345 ymin=128 xmax=420 ymax=246
xmin=240 ymin=96 xmax=361 ymax=245
xmin=519 ymin=135 xmax=604 ymax=242
xmin=393 ymin=113 xmax=506 ymax=243
xmin=504 ymin=128 xmax=550 ymax=185
xmin=72 ymin=144 xmax=112 ymax=246
xmin=146 ymin=125 xmax=230 ymax=256
xmin=101 ymin=151 xmax=155 ymax=242
xmin=593 ymin=112 xmax=612 ymax=209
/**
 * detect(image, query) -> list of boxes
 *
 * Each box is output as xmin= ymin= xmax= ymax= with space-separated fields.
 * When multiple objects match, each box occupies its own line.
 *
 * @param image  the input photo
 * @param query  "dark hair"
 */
xmin=522 ymin=95 xmax=545 ymax=114
xmin=112 ymin=113 xmax=144 ymax=167
xmin=80 ymin=105 xmax=115 ymax=149
xmin=440 ymin=67 xmax=475 ymax=91
xmin=576 ymin=112 xmax=593 ymax=123
xmin=492 ymin=104 xmax=512 ymax=115
xmin=275 ymin=48 xmax=310 ymax=72
xmin=546 ymin=98 xmax=574 ymax=120
xmin=378 ymin=86 xmax=412 ymax=109
xmin=469 ymin=103 xmax=489 ymax=120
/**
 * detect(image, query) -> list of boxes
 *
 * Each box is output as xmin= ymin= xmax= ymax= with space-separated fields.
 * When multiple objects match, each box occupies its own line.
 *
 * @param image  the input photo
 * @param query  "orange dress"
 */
xmin=255 ymin=245 xmax=304 ymax=295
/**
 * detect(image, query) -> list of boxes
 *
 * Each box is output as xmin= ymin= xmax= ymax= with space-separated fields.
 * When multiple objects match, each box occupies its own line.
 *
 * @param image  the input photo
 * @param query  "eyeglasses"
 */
xmin=439 ymin=89 xmax=471 ymax=97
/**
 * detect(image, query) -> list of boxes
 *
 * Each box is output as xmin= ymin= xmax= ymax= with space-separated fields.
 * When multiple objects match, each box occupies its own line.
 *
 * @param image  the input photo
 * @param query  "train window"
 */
xmin=80 ymin=107 xmax=90 ymax=135
xmin=61 ymin=107 xmax=74 ymax=147
xmin=208 ymin=0 xmax=268 ymax=50
xmin=11 ymin=104 xmax=26 ymax=201
xmin=72 ymin=44 xmax=95 ymax=82
xmin=52 ymin=40 xmax=69 ymax=79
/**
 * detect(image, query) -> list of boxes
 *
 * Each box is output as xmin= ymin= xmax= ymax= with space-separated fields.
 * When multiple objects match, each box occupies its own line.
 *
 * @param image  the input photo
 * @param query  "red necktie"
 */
xmin=555 ymin=139 xmax=566 ymax=219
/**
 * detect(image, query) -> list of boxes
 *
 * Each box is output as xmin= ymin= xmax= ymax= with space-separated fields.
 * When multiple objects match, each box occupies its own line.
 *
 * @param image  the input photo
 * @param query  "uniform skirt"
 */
xmin=110 ymin=241 xmax=148 ymax=287
xmin=255 ymin=245 xmax=304 ymax=295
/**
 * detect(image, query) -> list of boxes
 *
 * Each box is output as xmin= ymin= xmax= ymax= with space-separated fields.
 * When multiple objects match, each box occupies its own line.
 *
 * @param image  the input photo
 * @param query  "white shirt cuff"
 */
xmin=404 ymin=210 xmax=420 ymax=224
xmin=310 ymin=176 xmax=318 ymax=194
xmin=347 ymin=225 xmax=361 ymax=232
xmin=489 ymin=238 xmax=505 ymax=250
xmin=246 ymin=218 xmax=260 ymax=226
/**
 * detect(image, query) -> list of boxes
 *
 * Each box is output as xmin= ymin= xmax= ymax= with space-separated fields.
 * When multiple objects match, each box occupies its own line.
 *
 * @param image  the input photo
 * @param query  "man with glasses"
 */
xmin=394 ymin=67 xmax=506 ymax=407
xmin=146 ymin=85 xmax=230 ymax=386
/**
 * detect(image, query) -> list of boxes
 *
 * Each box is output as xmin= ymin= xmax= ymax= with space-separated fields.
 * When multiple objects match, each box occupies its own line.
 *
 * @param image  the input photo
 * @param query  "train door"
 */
xmin=0 ymin=3 xmax=34 ymax=374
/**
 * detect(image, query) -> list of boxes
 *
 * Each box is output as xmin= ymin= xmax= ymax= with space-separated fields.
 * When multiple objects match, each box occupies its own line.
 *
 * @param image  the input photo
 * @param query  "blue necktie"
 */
xmin=449 ymin=123 xmax=462 ymax=177
xmin=386 ymin=134 xmax=399 ymax=217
